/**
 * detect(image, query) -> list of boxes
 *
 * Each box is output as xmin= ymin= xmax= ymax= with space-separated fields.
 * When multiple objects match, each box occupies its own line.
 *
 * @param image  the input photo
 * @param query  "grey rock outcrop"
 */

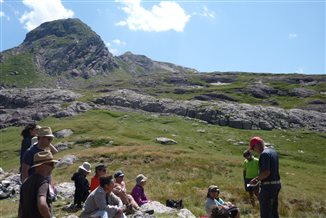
xmin=54 ymin=141 xmax=74 ymax=152
xmin=56 ymin=155 xmax=77 ymax=168
xmin=156 ymin=137 xmax=177 ymax=145
xmin=0 ymin=172 xmax=21 ymax=199
xmin=140 ymin=201 xmax=195 ymax=218
xmin=54 ymin=129 xmax=74 ymax=138
xmin=0 ymin=89 xmax=93 ymax=129
xmin=245 ymin=84 xmax=277 ymax=98
xmin=289 ymin=88 xmax=316 ymax=97
xmin=56 ymin=182 xmax=75 ymax=199
xmin=95 ymin=89 xmax=326 ymax=132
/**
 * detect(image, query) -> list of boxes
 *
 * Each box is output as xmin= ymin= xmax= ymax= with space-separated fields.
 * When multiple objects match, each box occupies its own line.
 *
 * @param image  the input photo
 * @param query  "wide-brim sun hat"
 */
xmin=31 ymin=151 xmax=59 ymax=168
xmin=136 ymin=174 xmax=147 ymax=184
xmin=38 ymin=127 xmax=55 ymax=138
xmin=79 ymin=162 xmax=91 ymax=173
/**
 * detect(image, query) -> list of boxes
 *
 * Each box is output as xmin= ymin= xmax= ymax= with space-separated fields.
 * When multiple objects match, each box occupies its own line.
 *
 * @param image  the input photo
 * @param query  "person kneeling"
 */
xmin=205 ymin=185 xmax=240 ymax=218
xmin=80 ymin=175 xmax=126 ymax=218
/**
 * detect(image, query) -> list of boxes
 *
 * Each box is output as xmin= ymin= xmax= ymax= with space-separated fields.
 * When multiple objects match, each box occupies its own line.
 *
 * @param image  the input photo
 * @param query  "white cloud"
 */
xmin=289 ymin=33 xmax=297 ymax=39
xmin=295 ymin=67 xmax=304 ymax=73
xmin=105 ymin=39 xmax=127 ymax=55
xmin=116 ymin=0 xmax=190 ymax=32
xmin=0 ymin=11 xmax=10 ymax=21
xmin=20 ymin=0 xmax=74 ymax=31
xmin=193 ymin=6 xmax=215 ymax=18
xmin=112 ymin=39 xmax=126 ymax=46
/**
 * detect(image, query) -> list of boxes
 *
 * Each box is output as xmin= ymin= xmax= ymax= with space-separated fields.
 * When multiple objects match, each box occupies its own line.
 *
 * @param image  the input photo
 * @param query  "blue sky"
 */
xmin=0 ymin=0 xmax=325 ymax=74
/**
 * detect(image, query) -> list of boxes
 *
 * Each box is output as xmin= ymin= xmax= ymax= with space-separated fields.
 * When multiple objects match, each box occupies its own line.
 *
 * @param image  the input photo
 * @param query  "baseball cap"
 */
xmin=249 ymin=136 xmax=264 ymax=150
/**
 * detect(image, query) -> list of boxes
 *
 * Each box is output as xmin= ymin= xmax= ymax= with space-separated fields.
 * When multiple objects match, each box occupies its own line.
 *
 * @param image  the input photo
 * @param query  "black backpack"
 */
xmin=166 ymin=199 xmax=183 ymax=209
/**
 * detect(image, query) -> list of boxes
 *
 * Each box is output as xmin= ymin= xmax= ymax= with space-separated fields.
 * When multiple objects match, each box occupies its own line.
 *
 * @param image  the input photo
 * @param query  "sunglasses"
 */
xmin=43 ymin=137 xmax=53 ymax=141
xmin=44 ymin=162 xmax=55 ymax=167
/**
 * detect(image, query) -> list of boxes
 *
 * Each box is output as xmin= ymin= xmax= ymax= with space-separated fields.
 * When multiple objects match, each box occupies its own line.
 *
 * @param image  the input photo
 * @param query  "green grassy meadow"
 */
xmin=0 ymin=109 xmax=325 ymax=217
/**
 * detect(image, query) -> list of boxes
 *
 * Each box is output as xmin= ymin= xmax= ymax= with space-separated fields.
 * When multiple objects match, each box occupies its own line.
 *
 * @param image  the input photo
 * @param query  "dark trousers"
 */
xmin=259 ymin=184 xmax=281 ymax=218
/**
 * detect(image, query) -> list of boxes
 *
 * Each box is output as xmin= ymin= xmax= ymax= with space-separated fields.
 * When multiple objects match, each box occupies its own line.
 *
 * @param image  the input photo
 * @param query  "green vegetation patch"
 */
xmin=0 ymin=109 xmax=325 ymax=217
xmin=0 ymin=53 xmax=41 ymax=87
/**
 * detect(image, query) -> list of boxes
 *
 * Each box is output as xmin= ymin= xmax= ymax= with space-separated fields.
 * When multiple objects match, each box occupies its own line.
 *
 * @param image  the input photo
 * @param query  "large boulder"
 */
xmin=140 ymin=201 xmax=195 ymax=218
xmin=54 ymin=129 xmax=74 ymax=138
xmin=56 ymin=182 xmax=75 ymax=199
xmin=288 ymin=88 xmax=316 ymax=97
xmin=56 ymin=155 xmax=77 ymax=168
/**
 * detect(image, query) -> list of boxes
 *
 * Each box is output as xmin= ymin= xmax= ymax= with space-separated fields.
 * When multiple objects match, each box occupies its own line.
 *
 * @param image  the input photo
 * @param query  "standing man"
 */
xmin=19 ymin=151 xmax=59 ymax=218
xmin=21 ymin=126 xmax=57 ymax=182
xmin=249 ymin=136 xmax=281 ymax=218
xmin=243 ymin=149 xmax=259 ymax=207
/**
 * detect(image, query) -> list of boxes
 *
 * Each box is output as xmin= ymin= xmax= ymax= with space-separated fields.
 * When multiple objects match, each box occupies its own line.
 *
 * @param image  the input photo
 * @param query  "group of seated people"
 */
xmin=18 ymin=124 xmax=240 ymax=218
xmin=72 ymin=161 xmax=241 ymax=218
xmin=71 ymin=161 xmax=151 ymax=217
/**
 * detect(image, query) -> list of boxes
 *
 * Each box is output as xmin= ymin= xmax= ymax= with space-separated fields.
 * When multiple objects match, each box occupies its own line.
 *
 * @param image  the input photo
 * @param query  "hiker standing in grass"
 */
xmin=19 ymin=124 xmax=40 ymax=172
xmin=19 ymin=151 xmax=59 ymax=218
xmin=243 ymin=149 xmax=259 ymax=207
xmin=21 ymin=127 xmax=58 ymax=182
xmin=71 ymin=162 xmax=91 ymax=209
xmin=249 ymin=136 xmax=281 ymax=218
xmin=90 ymin=163 xmax=107 ymax=192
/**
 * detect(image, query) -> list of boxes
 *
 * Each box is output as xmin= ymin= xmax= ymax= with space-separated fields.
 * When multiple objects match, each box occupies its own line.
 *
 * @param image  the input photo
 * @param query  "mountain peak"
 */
xmin=23 ymin=18 xmax=94 ymax=43
xmin=17 ymin=18 xmax=118 ymax=79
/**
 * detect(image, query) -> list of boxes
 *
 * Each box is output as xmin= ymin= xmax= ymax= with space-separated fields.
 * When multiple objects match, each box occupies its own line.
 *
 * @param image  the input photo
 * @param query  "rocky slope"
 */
xmin=0 ymin=88 xmax=90 ymax=128
xmin=2 ymin=19 xmax=117 ymax=80
xmin=95 ymin=89 xmax=326 ymax=132
xmin=1 ymin=88 xmax=325 ymax=132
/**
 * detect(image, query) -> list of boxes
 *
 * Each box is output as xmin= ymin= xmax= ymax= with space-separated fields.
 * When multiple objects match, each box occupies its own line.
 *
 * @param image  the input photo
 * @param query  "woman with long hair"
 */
xmin=20 ymin=124 xmax=39 ymax=170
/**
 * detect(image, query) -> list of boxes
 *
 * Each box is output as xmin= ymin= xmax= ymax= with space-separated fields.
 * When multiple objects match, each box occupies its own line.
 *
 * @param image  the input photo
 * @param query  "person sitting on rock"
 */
xmin=113 ymin=170 xmax=140 ymax=213
xmin=131 ymin=174 xmax=150 ymax=206
xmin=80 ymin=175 xmax=126 ymax=218
xmin=71 ymin=162 xmax=91 ymax=209
xmin=90 ymin=163 xmax=107 ymax=192
xmin=205 ymin=185 xmax=240 ymax=218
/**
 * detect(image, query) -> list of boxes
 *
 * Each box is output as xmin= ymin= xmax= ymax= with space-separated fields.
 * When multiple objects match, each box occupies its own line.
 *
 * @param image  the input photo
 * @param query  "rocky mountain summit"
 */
xmin=4 ymin=18 xmax=117 ymax=79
